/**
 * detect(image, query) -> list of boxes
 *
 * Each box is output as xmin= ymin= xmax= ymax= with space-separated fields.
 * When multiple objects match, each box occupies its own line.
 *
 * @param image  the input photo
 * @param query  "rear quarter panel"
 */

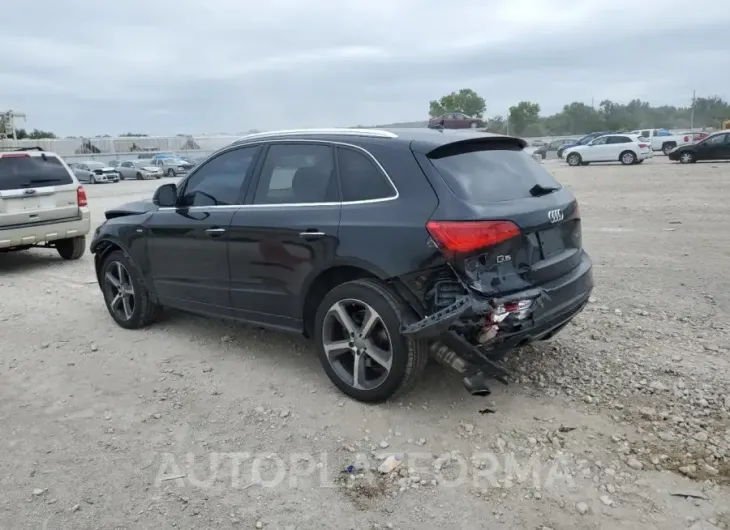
xmin=335 ymin=139 xmax=440 ymax=280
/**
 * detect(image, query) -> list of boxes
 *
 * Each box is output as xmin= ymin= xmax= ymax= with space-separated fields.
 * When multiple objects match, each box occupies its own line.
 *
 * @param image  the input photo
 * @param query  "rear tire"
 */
xmin=136 ymin=172 xmax=143 ymax=180
xmin=566 ymin=153 xmax=582 ymax=166
xmin=56 ymin=236 xmax=86 ymax=260
xmin=100 ymin=250 xmax=161 ymax=329
xmin=167 ymin=169 xmax=176 ymax=177
xmin=314 ymin=278 xmax=428 ymax=402
xmin=679 ymin=152 xmax=695 ymax=164
xmin=90 ymin=176 xmax=97 ymax=184
xmin=620 ymin=151 xmax=636 ymax=165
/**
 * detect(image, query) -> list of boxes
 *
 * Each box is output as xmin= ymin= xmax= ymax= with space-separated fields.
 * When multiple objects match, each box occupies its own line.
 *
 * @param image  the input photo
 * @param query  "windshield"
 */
xmin=428 ymin=145 xmax=562 ymax=203
xmin=0 ymin=155 xmax=74 ymax=190
xmin=87 ymin=162 xmax=105 ymax=169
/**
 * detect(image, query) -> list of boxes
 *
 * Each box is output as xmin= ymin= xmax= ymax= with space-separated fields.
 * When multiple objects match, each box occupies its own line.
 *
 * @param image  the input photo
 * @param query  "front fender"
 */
xmin=90 ymin=221 xmax=154 ymax=295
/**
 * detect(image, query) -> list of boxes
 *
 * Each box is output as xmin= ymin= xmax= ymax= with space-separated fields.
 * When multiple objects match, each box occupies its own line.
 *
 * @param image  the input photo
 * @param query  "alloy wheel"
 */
xmin=104 ymin=261 xmax=135 ymax=321
xmin=680 ymin=152 xmax=693 ymax=164
xmin=567 ymin=154 xmax=580 ymax=166
xmin=321 ymin=299 xmax=393 ymax=391
xmin=622 ymin=152 xmax=635 ymax=165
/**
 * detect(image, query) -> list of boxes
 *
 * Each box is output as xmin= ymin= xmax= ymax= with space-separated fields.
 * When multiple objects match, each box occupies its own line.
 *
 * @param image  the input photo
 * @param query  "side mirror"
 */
xmin=153 ymin=183 xmax=177 ymax=207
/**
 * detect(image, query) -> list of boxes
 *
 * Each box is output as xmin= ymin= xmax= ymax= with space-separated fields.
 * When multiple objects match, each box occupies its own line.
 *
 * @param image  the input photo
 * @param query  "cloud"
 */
xmin=0 ymin=0 xmax=728 ymax=135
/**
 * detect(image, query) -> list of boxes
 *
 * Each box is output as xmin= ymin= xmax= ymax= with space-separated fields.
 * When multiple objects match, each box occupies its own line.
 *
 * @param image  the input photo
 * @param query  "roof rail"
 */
xmin=236 ymin=128 xmax=398 ymax=142
xmin=12 ymin=146 xmax=44 ymax=151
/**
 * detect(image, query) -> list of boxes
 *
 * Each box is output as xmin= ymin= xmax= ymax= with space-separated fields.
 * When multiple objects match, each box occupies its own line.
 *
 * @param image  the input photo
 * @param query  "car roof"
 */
xmin=231 ymin=127 xmax=527 ymax=153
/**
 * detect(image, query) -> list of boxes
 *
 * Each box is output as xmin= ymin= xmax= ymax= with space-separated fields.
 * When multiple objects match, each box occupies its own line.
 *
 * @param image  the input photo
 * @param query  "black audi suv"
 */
xmin=90 ymin=128 xmax=593 ymax=402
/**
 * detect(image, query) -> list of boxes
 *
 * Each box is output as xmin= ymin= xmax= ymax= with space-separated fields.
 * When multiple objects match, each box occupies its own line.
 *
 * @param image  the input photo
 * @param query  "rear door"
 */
xmin=0 ymin=152 xmax=80 ymax=229
xmin=228 ymin=141 xmax=340 ymax=331
xmin=415 ymin=139 xmax=583 ymax=296
xmin=606 ymin=135 xmax=633 ymax=161
xmin=145 ymin=145 xmax=260 ymax=317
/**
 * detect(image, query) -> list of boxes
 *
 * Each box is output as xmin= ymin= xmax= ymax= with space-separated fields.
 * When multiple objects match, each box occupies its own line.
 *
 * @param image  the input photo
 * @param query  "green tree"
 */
xmin=27 ymin=129 xmax=56 ymax=139
xmin=429 ymin=88 xmax=486 ymax=118
xmin=508 ymin=101 xmax=541 ymax=135
xmin=485 ymin=115 xmax=507 ymax=134
xmin=14 ymin=128 xmax=27 ymax=139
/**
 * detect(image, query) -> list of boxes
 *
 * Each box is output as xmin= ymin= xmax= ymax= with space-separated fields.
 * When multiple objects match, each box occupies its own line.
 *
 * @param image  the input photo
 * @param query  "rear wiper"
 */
xmin=529 ymin=184 xmax=560 ymax=197
xmin=28 ymin=178 xmax=61 ymax=184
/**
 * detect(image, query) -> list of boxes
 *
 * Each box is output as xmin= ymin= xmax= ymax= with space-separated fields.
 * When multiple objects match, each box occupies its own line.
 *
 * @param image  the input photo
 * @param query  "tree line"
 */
xmin=429 ymin=89 xmax=730 ymax=136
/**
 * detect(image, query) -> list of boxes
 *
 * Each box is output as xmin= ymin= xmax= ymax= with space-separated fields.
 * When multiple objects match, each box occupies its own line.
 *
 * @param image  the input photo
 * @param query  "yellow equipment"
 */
xmin=723 ymin=120 xmax=730 ymax=130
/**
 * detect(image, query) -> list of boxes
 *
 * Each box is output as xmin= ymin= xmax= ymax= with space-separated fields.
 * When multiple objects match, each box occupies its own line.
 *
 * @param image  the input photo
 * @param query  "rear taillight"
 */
xmin=0 ymin=153 xmax=30 ymax=159
xmin=77 ymin=186 xmax=88 ymax=207
xmin=684 ymin=136 xmax=689 ymax=142
xmin=426 ymin=220 xmax=520 ymax=254
xmin=638 ymin=143 xmax=649 ymax=148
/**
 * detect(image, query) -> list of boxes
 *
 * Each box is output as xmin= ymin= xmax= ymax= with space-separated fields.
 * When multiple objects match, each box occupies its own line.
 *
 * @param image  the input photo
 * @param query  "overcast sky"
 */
xmin=1 ymin=0 xmax=729 ymax=136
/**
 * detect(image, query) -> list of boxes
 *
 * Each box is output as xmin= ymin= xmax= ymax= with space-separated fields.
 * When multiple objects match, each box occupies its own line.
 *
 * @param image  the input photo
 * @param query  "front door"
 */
xmin=228 ymin=142 xmax=340 ymax=331
xmin=145 ymin=145 xmax=261 ymax=317
xmin=586 ymin=136 xmax=611 ymax=161
xmin=696 ymin=133 xmax=727 ymax=161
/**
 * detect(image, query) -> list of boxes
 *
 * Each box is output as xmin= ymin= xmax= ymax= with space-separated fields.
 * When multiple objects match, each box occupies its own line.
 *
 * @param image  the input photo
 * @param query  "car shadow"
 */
xmin=0 ymin=249 xmax=73 ymax=275
xmin=154 ymin=309 xmax=531 ymax=406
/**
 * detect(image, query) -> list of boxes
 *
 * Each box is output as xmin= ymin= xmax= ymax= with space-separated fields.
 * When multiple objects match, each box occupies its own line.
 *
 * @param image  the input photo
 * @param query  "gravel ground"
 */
xmin=1 ymin=157 xmax=729 ymax=530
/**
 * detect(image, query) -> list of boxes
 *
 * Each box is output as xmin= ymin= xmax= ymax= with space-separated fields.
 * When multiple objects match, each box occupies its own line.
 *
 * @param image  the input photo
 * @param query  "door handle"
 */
xmin=299 ymin=230 xmax=325 ymax=240
xmin=205 ymin=227 xmax=226 ymax=234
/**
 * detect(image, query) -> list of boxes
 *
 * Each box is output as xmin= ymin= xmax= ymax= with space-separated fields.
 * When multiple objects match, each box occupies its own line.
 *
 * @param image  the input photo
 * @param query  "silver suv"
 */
xmin=0 ymin=148 xmax=91 ymax=259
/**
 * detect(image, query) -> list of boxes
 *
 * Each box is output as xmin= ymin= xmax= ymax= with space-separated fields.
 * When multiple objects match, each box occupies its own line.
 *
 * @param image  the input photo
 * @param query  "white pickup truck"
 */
xmin=631 ymin=128 xmax=689 ymax=155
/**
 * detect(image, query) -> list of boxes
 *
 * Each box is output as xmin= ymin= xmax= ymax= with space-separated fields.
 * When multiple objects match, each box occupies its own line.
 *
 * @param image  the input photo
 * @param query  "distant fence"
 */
xmin=0 ymin=134 xmax=240 ymax=160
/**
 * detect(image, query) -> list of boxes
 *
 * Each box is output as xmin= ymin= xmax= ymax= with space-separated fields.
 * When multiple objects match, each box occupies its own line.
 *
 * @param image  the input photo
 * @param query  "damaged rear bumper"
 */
xmin=401 ymin=253 xmax=594 ymax=392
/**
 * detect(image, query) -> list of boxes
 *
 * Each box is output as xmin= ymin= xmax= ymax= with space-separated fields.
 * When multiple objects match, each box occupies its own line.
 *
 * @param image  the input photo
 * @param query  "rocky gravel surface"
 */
xmin=1 ymin=158 xmax=729 ymax=529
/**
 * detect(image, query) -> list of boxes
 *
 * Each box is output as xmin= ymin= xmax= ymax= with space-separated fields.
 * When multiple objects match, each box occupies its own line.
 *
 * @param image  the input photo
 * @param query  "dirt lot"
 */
xmin=1 ymin=157 xmax=729 ymax=530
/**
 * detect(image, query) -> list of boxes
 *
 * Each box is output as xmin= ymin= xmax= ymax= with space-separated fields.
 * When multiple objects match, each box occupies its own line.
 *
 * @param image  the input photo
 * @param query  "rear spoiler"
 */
xmin=418 ymin=135 xmax=527 ymax=159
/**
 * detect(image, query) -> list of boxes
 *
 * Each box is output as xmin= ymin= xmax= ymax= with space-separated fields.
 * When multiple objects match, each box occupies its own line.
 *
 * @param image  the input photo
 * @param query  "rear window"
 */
xmin=0 ymin=155 xmax=74 ymax=191
xmin=428 ymin=145 xmax=561 ymax=203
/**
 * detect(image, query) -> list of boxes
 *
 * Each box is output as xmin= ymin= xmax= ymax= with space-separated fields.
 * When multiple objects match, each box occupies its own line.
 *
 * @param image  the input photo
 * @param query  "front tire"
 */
xmin=662 ymin=143 xmax=676 ymax=156
xmin=56 ymin=236 xmax=86 ymax=260
xmin=90 ymin=176 xmax=97 ymax=184
xmin=620 ymin=151 xmax=637 ymax=165
xmin=167 ymin=169 xmax=176 ymax=177
xmin=679 ymin=152 xmax=695 ymax=164
xmin=314 ymin=279 xmax=428 ymax=402
xmin=100 ymin=250 xmax=161 ymax=329
xmin=136 ymin=172 xmax=143 ymax=180
xmin=566 ymin=153 xmax=582 ymax=166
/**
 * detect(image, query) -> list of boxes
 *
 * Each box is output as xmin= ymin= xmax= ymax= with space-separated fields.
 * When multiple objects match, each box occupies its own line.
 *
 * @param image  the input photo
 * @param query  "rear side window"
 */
xmin=428 ymin=145 xmax=561 ymax=203
xmin=0 ymin=155 xmax=74 ymax=191
xmin=337 ymin=147 xmax=395 ymax=202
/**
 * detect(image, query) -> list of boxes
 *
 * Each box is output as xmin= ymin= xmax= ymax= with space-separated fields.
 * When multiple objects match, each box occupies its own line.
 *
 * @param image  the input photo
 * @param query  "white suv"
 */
xmin=0 ymin=148 xmax=91 ymax=259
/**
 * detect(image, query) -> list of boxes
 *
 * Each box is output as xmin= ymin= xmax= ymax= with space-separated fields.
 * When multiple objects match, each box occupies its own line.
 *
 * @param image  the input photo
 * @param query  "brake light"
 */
xmin=77 ymin=186 xmax=88 ymax=207
xmin=0 ymin=153 xmax=30 ymax=158
xmin=684 ymin=136 xmax=689 ymax=142
xmin=426 ymin=220 xmax=520 ymax=254
xmin=638 ymin=143 xmax=649 ymax=148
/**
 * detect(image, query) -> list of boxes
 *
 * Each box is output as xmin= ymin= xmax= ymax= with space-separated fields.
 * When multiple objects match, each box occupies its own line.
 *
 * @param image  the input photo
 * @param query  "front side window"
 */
xmin=179 ymin=146 xmax=258 ymax=207
xmin=591 ymin=137 xmax=608 ymax=145
xmin=253 ymin=143 xmax=336 ymax=205
xmin=337 ymin=147 xmax=395 ymax=202
xmin=706 ymin=134 xmax=727 ymax=145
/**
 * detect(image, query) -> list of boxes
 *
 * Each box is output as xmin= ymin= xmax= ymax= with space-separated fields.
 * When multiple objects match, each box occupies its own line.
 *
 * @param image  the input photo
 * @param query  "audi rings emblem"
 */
xmin=548 ymin=209 xmax=564 ymax=223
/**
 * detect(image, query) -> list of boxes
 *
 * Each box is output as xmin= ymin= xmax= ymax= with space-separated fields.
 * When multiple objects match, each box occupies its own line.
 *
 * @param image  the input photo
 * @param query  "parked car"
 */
xmin=117 ymin=160 xmax=164 ymax=180
xmin=427 ymin=113 xmax=486 ymax=130
xmin=70 ymin=161 xmax=120 ymax=184
xmin=676 ymin=131 xmax=709 ymax=143
xmin=556 ymin=132 xmax=613 ymax=158
xmin=150 ymin=157 xmax=195 ymax=177
xmin=630 ymin=128 xmax=690 ymax=155
xmin=531 ymin=139 xmax=546 ymax=147
xmin=90 ymin=128 xmax=593 ymax=402
xmin=563 ymin=134 xmax=652 ymax=166
xmin=534 ymin=138 xmax=577 ymax=159
xmin=0 ymin=148 xmax=90 ymax=258
xmin=667 ymin=131 xmax=730 ymax=163
xmin=107 ymin=160 xmax=122 ymax=169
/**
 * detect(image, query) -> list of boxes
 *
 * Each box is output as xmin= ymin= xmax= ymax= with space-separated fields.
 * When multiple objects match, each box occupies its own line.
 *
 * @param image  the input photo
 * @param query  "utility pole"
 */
xmin=690 ymin=90 xmax=696 ymax=130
